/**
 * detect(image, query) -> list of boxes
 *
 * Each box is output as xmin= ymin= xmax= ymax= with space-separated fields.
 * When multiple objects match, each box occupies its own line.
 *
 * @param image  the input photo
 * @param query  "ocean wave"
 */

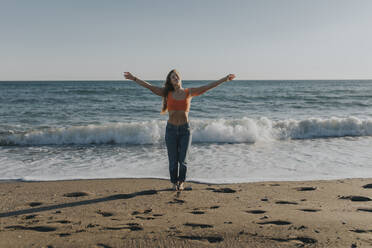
xmin=1 ymin=116 xmax=372 ymax=146
xmin=274 ymin=116 xmax=372 ymax=139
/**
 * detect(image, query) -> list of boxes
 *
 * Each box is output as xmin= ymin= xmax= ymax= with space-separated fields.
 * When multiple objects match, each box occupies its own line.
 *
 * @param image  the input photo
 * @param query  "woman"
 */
xmin=123 ymin=69 xmax=236 ymax=191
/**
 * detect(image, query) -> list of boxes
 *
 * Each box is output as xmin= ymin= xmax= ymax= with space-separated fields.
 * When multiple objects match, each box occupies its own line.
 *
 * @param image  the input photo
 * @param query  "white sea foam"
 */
xmin=2 ymin=116 xmax=372 ymax=146
xmin=2 ymin=136 xmax=372 ymax=183
xmin=275 ymin=116 xmax=372 ymax=139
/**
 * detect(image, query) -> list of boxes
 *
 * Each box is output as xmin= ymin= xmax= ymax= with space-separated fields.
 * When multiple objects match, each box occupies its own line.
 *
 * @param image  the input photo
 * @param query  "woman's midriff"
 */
xmin=168 ymin=111 xmax=189 ymax=125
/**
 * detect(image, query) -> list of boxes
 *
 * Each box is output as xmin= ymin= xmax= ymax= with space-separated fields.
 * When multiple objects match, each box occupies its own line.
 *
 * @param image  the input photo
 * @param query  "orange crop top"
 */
xmin=167 ymin=88 xmax=192 ymax=112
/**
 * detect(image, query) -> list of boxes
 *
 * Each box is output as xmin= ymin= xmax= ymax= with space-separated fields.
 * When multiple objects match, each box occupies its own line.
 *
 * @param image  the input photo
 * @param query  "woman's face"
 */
xmin=170 ymin=72 xmax=181 ymax=88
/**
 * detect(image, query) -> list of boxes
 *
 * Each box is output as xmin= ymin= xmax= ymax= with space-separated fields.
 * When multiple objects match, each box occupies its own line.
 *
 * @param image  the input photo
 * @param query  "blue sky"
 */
xmin=1 ymin=0 xmax=372 ymax=80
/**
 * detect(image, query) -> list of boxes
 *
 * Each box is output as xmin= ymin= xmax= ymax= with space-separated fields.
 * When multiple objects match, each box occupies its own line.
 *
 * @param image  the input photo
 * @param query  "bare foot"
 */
xmin=178 ymin=182 xmax=185 ymax=191
xmin=172 ymin=183 xmax=178 ymax=191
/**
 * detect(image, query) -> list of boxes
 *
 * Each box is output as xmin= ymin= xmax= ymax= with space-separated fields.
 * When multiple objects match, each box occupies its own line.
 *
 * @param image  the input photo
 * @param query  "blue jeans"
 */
xmin=165 ymin=122 xmax=192 ymax=184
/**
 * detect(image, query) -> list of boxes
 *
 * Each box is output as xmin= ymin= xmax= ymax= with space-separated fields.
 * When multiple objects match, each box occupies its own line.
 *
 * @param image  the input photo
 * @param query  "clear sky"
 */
xmin=1 ymin=0 xmax=372 ymax=80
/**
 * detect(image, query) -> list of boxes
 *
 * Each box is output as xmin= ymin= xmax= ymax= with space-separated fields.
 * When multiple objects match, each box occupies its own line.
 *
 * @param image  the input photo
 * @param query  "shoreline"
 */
xmin=1 ymin=177 xmax=372 ymax=247
xmin=1 ymin=175 xmax=371 ymax=184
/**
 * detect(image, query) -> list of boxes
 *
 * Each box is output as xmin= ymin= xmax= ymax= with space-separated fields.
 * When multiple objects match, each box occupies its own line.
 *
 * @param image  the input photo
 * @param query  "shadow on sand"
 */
xmin=0 ymin=187 xmax=188 ymax=218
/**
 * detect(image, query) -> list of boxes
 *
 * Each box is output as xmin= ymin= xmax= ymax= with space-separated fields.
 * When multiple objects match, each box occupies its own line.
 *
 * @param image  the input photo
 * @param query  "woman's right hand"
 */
xmin=226 ymin=74 xmax=236 ymax=81
xmin=123 ymin=72 xmax=136 ymax=81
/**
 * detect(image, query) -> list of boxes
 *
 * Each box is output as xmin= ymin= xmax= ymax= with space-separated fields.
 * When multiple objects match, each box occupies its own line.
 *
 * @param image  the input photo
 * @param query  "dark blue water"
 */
xmin=1 ymin=80 xmax=372 ymax=131
xmin=1 ymin=80 xmax=372 ymax=183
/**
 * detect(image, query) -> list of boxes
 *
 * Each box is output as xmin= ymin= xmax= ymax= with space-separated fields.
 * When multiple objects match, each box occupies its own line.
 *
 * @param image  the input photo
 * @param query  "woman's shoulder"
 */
xmin=185 ymin=88 xmax=192 ymax=97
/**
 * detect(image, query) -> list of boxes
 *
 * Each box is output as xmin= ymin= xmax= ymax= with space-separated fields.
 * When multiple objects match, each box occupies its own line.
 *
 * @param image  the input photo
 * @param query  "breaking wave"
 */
xmin=1 ymin=116 xmax=372 ymax=146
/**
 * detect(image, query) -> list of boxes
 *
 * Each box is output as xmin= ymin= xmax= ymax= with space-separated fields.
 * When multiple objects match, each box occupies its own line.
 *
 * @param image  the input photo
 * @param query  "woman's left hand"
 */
xmin=226 ymin=74 xmax=236 ymax=81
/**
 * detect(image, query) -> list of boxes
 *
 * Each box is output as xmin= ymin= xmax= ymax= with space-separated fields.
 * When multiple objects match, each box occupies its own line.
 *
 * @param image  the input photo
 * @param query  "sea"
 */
xmin=1 ymin=80 xmax=372 ymax=184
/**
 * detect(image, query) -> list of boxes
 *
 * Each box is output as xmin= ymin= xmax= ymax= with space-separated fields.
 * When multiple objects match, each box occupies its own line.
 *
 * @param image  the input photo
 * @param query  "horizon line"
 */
xmin=1 ymin=78 xmax=372 ymax=82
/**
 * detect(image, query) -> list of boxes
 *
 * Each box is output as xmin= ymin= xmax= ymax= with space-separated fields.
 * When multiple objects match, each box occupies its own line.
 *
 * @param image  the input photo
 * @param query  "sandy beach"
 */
xmin=1 ymin=177 xmax=372 ymax=247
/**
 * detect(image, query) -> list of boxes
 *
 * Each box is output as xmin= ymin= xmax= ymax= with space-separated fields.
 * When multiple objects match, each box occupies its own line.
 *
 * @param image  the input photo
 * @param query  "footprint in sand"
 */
xmin=298 ymin=208 xmax=321 ymax=212
xmin=350 ymin=229 xmax=372 ymax=233
xmin=135 ymin=216 xmax=155 ymax=220
xmin=275 ymin=200 xmax=298 ymax=205
xmin=103 ymin=226 xmax=128 ymax=230
xmin=177 ymin=235 xmax=223 ymax=243
xmin=23 ymin=214 xmax=38 ymax=220
xmin=58 ymin=233 xmax=71 ymax=237
xmin=168 ymin=198 xmax=185 ymax=204
xmin=289 ymin=225 xmax=307 ymax=230
xmin=5 ymin=225 xmax=57 ymax=232
xmin=271 ymin=236 xmax=317 ymax=245
xmin=143 ymin=209 xmax=152 ymax=214
xmin=206 ymin=187 xmax=236 ymax=193
xmin=257 ymin=220 xmax=292 ymax=225
xmin=132 ymin=209 xmax=152 ymax=215
xmin=96 ymin=210 xmax=113 ymax=217
xmin=29 ymin=202 xmax=43 ymax=207
xmin=27 ymin=220 xmax=40 ymax=224
xmin=96 ymin=243 xmax=113 ymax=248
xmin=86 ymin=223 xmax=99 ymax=228
xmin=357 ymin=208 xmax=372 ymax=213
xmin=53 ymin=220 xmax=72 ymax=224
xmin=338 ymin=196 xmax=371 ymax=202
xmin=126 ymin=223 xmax=143 ymax=231
xmin=245 ymin=210 xmax=266 ymax=214
xmin=184 ymin=223 xmax=213 ymax=229
xmin=362 ymin=183 xmax=372 ymax=189
xmin=128 ymin=226 xmax=143 ymax=231
xmin=190 ymin=210 xmax=205 ymax=215
xmin=63 ymin=192 xmax=89 ymax=197
xmin=103 ymin=223 xmax=143 ymax=231
xmin=131 ymin=209 xmax=161 ymax=219
xmin=295 ymin=187 xmax=317 ymax=191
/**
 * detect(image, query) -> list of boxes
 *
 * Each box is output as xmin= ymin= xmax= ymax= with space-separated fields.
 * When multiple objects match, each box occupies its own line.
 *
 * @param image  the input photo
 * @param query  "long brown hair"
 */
xmin=161 ymin=69 xmax=181 ymax=114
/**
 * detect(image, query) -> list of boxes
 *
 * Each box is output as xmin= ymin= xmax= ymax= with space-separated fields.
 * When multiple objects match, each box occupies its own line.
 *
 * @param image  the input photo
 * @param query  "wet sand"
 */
xmin=1 ymin=177 xmax=372 ymax=247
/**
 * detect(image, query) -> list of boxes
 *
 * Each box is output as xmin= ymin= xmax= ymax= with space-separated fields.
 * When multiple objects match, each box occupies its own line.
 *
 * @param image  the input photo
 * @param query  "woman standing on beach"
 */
xmin=123 ymin=69 xmax=236 ymax=191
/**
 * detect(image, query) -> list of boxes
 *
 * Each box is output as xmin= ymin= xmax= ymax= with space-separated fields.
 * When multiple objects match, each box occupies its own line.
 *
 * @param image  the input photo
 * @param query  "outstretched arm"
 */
xmin=123 ymin=72 xmax=164 ymax=97
xmin=189 ymin=74 xmax=236 ymax=97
